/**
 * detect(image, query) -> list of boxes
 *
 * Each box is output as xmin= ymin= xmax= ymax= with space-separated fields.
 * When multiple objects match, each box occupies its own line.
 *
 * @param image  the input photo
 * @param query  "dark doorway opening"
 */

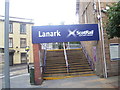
xmin=9 ymin=50 xmax=15 ymax=66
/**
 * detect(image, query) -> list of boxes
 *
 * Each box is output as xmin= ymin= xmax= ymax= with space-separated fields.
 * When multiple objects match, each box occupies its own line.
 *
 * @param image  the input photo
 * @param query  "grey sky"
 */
xmin=0 ymin=0 xmax=77 ymax=25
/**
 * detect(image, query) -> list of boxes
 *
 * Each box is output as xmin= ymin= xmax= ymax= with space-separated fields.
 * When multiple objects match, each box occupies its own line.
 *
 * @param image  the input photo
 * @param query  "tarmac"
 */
xmin=1 ymin=73 xmax=119 ymax=89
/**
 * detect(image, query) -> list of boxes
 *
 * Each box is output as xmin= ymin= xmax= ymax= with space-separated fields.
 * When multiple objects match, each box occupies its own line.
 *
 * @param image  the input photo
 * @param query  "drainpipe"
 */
xmin=98 ymin=0 xmax=108 ymax=78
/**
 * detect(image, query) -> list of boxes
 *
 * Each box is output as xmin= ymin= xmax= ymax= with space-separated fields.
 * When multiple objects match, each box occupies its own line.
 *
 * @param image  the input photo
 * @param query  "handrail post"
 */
xmin=63 ymin=42 xmax=69 ymax=73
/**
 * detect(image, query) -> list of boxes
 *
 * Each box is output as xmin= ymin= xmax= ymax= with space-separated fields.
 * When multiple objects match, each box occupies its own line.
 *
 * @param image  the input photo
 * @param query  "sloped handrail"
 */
xmin=81 ymin=43 xmax=94 ymax=70
xmin=43 ymin=44 xmax=47 ymax=72
xmin=63 ymin=42 xmax=69 ymax=73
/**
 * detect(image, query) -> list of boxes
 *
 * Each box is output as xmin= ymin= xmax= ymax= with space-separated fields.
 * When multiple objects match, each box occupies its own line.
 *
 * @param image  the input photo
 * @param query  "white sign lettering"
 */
xmin=76 ymin=30 xmax=94 ymax=36
xmin=67 ymin=29 xmax=94 ymax=37
xmin=39 ymin=30 xmax=61 ymax=37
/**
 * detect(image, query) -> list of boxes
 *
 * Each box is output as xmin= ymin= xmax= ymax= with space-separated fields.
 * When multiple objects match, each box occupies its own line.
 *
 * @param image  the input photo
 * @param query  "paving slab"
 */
xmin=8 ymin=74 xmax=119 ymax=88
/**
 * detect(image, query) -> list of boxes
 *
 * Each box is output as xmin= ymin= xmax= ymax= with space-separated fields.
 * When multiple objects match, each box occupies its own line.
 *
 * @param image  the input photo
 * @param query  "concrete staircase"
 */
xmin=43 ymin=49 xmax=95 ymax=80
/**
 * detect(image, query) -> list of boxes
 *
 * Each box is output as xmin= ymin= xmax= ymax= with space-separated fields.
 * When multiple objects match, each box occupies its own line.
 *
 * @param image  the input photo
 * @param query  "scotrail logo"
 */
xmin=67 ymin=29 xmax=94 ymax=37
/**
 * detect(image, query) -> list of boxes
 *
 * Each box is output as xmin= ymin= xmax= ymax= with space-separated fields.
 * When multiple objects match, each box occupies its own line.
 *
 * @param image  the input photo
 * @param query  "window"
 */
xmin=20 ymin=38 xmax=26 ymax=48
xmin=20 ymin=23 xmax=26 ymax=34
xmin=9 ymin=38 xmax=13 ymax=48
xmin=21 ymin=53 xmax=27 ymax=63
xmin=0 ymin=48 xmax=4 ymax=53
xmin=110 ymin=43 xmax=120 ymax=60
xmin=9 ymin=23 xmax=13 ymax=33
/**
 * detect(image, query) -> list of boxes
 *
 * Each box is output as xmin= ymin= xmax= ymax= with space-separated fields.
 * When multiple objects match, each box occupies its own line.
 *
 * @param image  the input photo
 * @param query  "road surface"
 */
xmin=0 ymin=64 xmax=33 ymax=89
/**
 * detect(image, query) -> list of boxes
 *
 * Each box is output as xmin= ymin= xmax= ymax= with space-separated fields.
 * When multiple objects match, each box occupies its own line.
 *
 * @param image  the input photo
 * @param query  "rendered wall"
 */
xmin=0 ymin=20 xmax=34 ymax=65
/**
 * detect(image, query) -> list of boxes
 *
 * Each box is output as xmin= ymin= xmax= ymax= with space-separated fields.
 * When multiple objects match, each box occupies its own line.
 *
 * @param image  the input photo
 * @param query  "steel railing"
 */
xmin=63 ymin=42 xmax=69 ymax=73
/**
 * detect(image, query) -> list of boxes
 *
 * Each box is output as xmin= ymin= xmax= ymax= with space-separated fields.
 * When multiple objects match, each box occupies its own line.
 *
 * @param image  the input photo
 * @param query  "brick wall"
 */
xmin=78 ymin=1 xmax=119 ymax=77
xmin=33 ymin=44 xmax=43 ymax=85
xmin=110 ymin=38 xmax=120 ymax=43
xmin=109 ymin=38 xmax=120 ymax=76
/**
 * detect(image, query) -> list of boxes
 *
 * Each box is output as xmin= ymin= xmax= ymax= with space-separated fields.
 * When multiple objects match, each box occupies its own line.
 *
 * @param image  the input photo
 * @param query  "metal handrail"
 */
xmin=63 ymin=42 xmax=69 ymax=73
xmin=81 ymin=43 xmax=94 ymax=70
xmin=43 ymin=50 xmax=47 ymax=68
xmin=43 ymin=44 xmax=47 ymax=72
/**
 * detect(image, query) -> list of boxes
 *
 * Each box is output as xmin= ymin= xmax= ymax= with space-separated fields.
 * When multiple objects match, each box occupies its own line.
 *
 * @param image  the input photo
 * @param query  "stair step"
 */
xmin=43 ymin=73 xmax=95 ymax=80
xmin=46 ymin=61 xmax=65 ymax=63
xmin=46 ymin=62 xmax=66 ymax=64
xmin=68 ymin=60 xmax=88 ymax=62
xmin=44 ymin=68 xmax=92 ymax=74
xmin=45 ymin=65 xmax=67 ymax=68
xmin=46 ymin=60 xmax=65 ymax=62
xmin=44 ymin=71 xmax=67 ymax=74
xmin=68 ymin=62 xmax=88 ymax=64
xmin=45 ymin=67 xmax=91 ymax=71
xmin=46 ymin=58 xmax=64 ymax=60
xmin=43 ymin=71 xmax=95 ymax=79
xmin=47 ymin=61 xmax=65 ymax=65
xmin=69 ymin=62 xmax=89 ymax=64
xmin=68 ymin=58 xmax=84 ymax=60
xmin=46 ymin=60 xmax=88 ymax=63
xmin=44 ymin=71 xmax=94 ymax=76
xmin=69 ymin=67 xmax=91 ymax=69
xmin=69 ymin=69 xmax=92 ymax=72
xmin=44 ymin=69 xmax=93 ymax=74
xmin=69 ymin=65 xmax=90 ymax=68
xmin=45 ymin=68 xmax=67 ymax=71
xmin=70 ymin=63 xmax=89 ymax=65
xmin=46 ymin=62 xmax=65 ymax=64
xmin=45 ymin=67 xmax=90 ymax=70
xmin=45 ymin=64 xmax=90 ymax=68
xmin=46 ymin=64 xmax=66 ymax=67
xmin=44 ymin=49 xmax=94 ymax=80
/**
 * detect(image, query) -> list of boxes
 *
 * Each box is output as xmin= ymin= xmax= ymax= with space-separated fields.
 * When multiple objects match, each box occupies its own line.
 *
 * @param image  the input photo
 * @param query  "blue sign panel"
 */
xmin=32 ymin=24 xmax=99 ymax=43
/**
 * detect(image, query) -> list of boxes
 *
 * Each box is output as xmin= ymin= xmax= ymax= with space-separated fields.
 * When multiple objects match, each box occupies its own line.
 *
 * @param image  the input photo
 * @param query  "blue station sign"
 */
xmin=32 ymin=24 xmax=99 ymax=43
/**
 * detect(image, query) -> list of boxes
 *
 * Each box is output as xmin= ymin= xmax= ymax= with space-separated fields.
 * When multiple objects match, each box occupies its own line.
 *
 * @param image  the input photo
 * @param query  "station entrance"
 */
xmin=42 ymin=42 xmax=95 ymax=80
xmin=32 ymin=24 xmax=103 ymax=85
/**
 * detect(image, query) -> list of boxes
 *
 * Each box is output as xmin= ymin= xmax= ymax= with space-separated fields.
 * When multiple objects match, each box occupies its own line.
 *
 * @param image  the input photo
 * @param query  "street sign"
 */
xmin=32 ymin=24 xmax=99 ymax=43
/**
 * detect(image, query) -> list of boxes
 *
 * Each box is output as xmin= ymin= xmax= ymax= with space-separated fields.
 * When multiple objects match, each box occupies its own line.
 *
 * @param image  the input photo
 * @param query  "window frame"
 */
xmin=20 ymin=23 xmax=26 ymax=34
xmin=20 ymin=38 xmax=27 ymax=48
xmin=9 ymin=38 xmax=13 ymax=48
xmin=21 ymin=53 xmax=27 ymax=64
xmin=9 ymin=23 xmax=13 ymax=34
xmin=110 ymin=43 xmax=120 ymax=61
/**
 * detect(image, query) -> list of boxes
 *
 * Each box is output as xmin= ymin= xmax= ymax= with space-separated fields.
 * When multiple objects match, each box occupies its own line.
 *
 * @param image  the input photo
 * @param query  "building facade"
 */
xmin=0 ymin=16 xmax=34 ymax=65
xmin=76 ymin=0 xmax=119 ymax=77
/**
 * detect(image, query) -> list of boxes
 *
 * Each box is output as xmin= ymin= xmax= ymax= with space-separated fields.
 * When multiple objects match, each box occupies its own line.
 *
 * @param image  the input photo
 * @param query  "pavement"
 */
xmin=1 ymin=73 xmax=119 ymax=89
xmin=0 ymin=64 xmax=119 ymax=89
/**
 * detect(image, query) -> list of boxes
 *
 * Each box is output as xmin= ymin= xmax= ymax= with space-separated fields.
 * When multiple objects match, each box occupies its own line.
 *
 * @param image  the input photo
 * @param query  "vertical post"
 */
xmin=98 ymin=0 xmax=107 ymax=78
xmin=25 ymin=46 xmax=30 ymax=73
xmin=67 ymin=42 xmax=70 ymax=49
xmin=26 ymin=53 xmax=29 ymax=73
xmin=4 ymin=0 xmax=10 ymax=88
